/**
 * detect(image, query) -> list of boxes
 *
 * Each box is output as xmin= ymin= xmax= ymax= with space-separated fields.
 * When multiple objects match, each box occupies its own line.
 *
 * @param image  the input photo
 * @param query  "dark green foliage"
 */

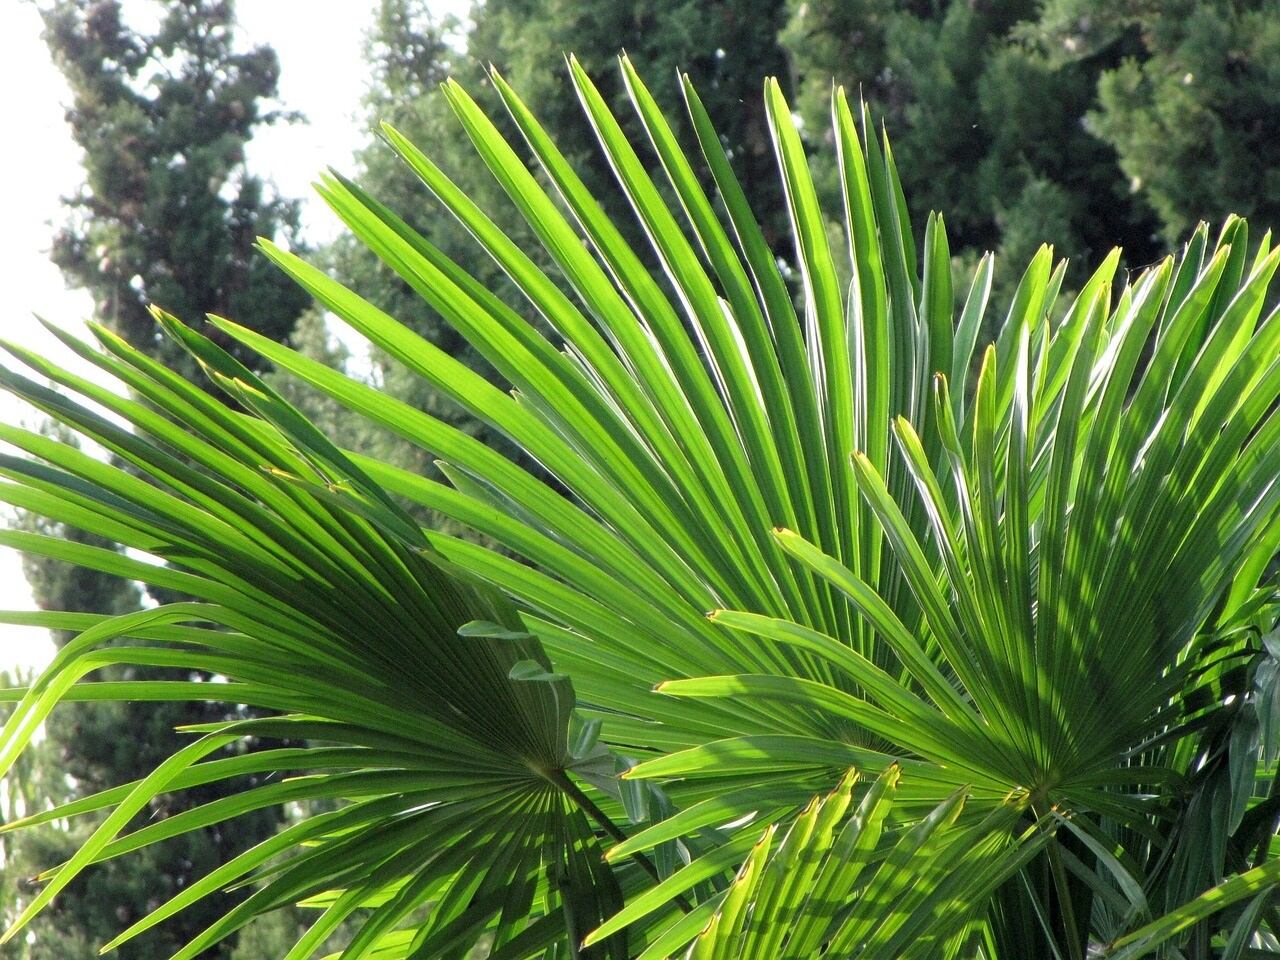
xmin=782 ymin=0 xmax=1280 ymax=274
xmin=782 ymin=0 xmax=1162 ymax=276
xmin=41 ymin=0 xmax=310 ymax=379
xmin=1088 ymin=0 xmax=1280 ymax=243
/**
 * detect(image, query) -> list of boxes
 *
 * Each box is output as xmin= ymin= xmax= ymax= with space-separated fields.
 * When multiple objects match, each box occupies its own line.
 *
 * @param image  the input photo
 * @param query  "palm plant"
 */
xmin=2 ymin=56 xmax=1279 ymax=959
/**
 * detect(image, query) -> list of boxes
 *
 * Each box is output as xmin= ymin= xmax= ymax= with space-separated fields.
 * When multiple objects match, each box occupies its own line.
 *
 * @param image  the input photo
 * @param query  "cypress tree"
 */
xmin=11 ymin=2 xmax=309 ymax=956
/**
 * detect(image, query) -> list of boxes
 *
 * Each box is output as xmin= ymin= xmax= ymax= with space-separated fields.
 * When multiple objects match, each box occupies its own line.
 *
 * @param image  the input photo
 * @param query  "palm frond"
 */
xmin=0 ymin=316 xmax=628 ymax=958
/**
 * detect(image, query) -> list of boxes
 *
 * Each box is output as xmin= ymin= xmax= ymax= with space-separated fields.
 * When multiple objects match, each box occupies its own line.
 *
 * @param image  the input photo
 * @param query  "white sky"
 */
xmin=0 ymin=0 xmax=467 ymax=675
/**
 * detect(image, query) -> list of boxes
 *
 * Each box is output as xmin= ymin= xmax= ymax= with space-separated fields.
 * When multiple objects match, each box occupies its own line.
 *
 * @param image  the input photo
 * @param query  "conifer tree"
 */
xmin=10 ymin=3 xmax=309 ymax=956
xmin=780 ymin=0 xmax=1163 ymax=274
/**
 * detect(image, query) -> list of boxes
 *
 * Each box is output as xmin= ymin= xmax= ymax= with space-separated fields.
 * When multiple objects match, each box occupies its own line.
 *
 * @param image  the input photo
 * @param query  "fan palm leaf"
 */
xmin=649 ymin=767 xmax=1051 ymax=960
xmin=0 ymin=319 xmax=632 ymax=958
